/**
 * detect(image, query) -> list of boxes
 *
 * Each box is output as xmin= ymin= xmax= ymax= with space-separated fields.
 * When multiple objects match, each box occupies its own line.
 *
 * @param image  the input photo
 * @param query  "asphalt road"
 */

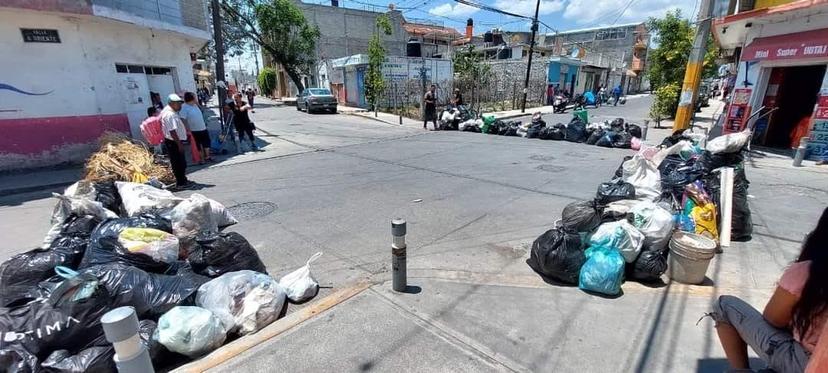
xmin=507 ymin=94 xmax=654 ymax=126
xmin=1 ymin=99 xmax=826 ymax=372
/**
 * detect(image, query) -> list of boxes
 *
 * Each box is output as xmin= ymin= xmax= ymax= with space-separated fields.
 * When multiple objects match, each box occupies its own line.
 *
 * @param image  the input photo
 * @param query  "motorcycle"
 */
xmin=553 ymin=95 xmax=569 ymax=113
xmin=572 ymin=94 xmax=587 ymax=111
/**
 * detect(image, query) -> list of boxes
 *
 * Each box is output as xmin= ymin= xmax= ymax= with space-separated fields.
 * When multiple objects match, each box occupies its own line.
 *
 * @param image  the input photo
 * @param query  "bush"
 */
xmin=257 ymin=67 xmax=278 ymax=97
xmin=650 ymin=83 xmax=681 ymax=124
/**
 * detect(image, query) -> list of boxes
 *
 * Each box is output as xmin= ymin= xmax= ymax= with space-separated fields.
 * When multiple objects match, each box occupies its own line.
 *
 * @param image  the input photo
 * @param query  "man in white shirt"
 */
xmin=180 ymin=92 xmax=212 ymax=164
xmin=160 ymin=93 xmax=192 ymax=188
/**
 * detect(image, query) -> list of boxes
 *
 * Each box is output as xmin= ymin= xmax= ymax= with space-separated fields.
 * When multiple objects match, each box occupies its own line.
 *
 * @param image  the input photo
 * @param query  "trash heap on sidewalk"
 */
xmin=0 ymin=179 xmax=323 ymax=371
xmin=83 ymin=132 xmax=175 ymax=185
xmin=527 ymin=130 xmax=754 ymax=296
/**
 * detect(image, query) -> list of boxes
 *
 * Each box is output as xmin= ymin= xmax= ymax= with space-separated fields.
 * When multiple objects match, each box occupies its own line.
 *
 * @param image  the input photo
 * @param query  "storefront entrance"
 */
xmin=760 ymin=64 xmax=826 ymax=148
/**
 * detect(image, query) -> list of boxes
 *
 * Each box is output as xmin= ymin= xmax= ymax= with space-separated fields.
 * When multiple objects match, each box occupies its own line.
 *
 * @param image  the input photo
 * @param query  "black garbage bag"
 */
xmin=488 ymin=120 xmax=505 ymax=134
xmin=626 ymin=124 xmax=643 ymax=139
xmin=560 ymin=201 xmax=602 ymax=233
xmin=613 ymin=155 xmax=633 ymax=179
xmin=42 ymin=346 xmax=115 ymax=373
xmin=526 ymin=229 xmax=585 ymax=285
xmin=612 ymin=132 xmax=633 ymax=149
xmin=0 ymin=273 xmax=113 ymax=360
xmin=586 ymin=128 xmax=605 ymax=145
xmin=527 ymin=122 xmax=545 ymax=139
xmin=659 ymin=155 xmax=704 ymax=193
xmin=697 ymin=150 xmax=744 ymax=172
xmin=595 ymin=131 xmax=617 ymax=148
xmin=702 ymin=168 xmax=753 ymax=241
xmin=497 ymin=121 xmax=510 ymax=135
xmin=92 ymin=181 xmax=121 ymax=214
xmin=79 ymin=263 xmax=203 ymax=318
xmin=138 ymin=320 xmax=163 ymax=360
xmin=188 ymin=232 xmax=268 ymax=277
xmin=595 ymin=180 xmax=635 ymax=205
xmin=0 ymin=345 xmax=38 ymax=373
xmin=79 ymin=215 xmax=173 ymax=273
xmin=629 ymin=250 xmax=668 ymax=282
xmin=503 ymin=122 xmax=520 ymax=136
xmin=565 ymin=118 xmax=587 ymax=143
xmin=609 ymin=118 xmax=625 ymax=132
xmin=660 ymin=129 xmax=693 ymax=147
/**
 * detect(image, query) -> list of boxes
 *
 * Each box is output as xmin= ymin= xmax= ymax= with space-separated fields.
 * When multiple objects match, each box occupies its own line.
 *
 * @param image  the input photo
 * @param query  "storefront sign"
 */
xmin=733 ymin=88 xmax=751 ymax=105
xmin=742 ymin=28 xmax=828 ymax=61
xmin=20 ymin=29 xmax=60 ymax=43
xmin=815 ymin=107 xmax=828 ymax=120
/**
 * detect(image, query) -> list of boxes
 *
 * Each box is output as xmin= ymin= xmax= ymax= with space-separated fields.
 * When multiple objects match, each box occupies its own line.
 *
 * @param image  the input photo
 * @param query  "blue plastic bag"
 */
xmin=579 ymin=245 xmax=625 ymax=296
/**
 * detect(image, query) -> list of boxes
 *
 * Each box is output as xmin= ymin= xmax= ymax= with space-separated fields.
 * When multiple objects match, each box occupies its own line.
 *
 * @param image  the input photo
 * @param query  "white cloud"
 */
xmin=563 ymin=0 xmax=696 ymax=25
xmin=493 ymin=0 xmax=565 ymax=17
xmin=428 ymin=3 xmax=479 ymax=18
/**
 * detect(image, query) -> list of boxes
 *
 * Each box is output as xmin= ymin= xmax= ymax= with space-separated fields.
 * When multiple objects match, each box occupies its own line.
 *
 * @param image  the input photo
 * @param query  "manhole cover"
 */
xmin=227 ymin=201 xmax=277 ymax=221
xmin=529 ymin=154 xmax=555 ymax=162
xmin=535 ymin=164 xmax=567 ymax=172
xmin=289 ymin=123 xmax=303 ymax=126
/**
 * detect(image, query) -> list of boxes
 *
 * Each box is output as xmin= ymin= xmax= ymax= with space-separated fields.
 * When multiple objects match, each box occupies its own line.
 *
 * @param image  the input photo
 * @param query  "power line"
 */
xmin=611 ymin=0 xmax=638 ymax=25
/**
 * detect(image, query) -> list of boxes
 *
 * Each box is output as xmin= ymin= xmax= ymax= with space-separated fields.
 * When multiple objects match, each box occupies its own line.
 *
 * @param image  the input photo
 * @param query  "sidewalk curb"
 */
xmin=172 ymin=280 xmax=372 ymax=372
xmin=0 ymin=181 xmax=73 ymax=198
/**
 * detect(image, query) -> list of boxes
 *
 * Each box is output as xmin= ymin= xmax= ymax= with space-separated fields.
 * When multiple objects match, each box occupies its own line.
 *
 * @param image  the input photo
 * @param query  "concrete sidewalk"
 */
xmin=486 ymin=93 xmax=652 ymax=120
xmin=338 ymin=105 xmax=424 ymax=129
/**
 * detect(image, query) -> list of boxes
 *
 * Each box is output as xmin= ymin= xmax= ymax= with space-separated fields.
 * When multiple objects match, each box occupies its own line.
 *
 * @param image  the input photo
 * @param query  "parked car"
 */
xmin=297 ymin=88 xmax=337 ymax=113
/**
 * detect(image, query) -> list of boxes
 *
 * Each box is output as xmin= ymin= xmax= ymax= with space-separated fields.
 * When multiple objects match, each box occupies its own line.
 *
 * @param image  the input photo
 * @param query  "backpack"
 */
xmin=140 ymin=116 xmax=164 ymax=145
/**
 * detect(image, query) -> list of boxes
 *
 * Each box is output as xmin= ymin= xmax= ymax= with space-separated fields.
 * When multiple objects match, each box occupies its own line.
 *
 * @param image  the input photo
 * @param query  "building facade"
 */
xmin=0 ymin=0 xmax=210 ymax=171
xmin=712 ymin=0 xmax=828 ymax=159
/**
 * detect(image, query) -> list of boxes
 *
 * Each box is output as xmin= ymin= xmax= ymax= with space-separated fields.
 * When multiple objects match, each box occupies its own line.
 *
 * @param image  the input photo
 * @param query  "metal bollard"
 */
xmin=101 ymin=306 xmax=154 ymax=373
xmin=793 ymin=137 xmax=809 ymax=167
xmin=642 ymin=120 xmax=649 ymax=141
xmin=391 ymin=218 xmax=407 ymax=292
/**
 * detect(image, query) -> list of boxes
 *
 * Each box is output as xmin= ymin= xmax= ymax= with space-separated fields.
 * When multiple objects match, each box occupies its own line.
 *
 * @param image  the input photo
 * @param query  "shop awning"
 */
xmin=742 ymin=28 xmax=828 ymax=61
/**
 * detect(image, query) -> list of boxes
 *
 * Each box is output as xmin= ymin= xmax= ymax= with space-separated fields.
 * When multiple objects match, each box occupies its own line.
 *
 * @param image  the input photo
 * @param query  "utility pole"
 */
xmin=253 ymin=42 xmax=260 ymax=78
xmin=520 ymin=0 xmax=541 ymax=113
xmin=673 ymin=0 xmax=714 ymax=130
xmin=210 ymin=0 xmax=226 ymax=109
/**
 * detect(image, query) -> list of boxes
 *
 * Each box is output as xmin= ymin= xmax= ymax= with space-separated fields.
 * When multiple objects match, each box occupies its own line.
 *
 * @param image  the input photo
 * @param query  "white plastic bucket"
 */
xmin=668 ymin=231 xmax=717 ymax=284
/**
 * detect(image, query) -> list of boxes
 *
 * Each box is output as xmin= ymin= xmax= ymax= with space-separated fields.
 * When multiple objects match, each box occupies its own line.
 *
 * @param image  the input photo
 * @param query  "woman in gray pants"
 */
xmin=710 ymin=207 xmax=827 ymax=372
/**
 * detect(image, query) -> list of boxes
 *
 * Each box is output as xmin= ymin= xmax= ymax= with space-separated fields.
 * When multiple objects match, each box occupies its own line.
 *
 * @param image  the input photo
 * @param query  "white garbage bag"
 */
xmin=117 ymin=227 xmax=180 ymax=263
xmin=116 ymin=181 xmax=181 ymax=216
xmin=589 ymin=220 xmax=645 ymax=263
xmin=630 ymin=201 xmax=675 ymax=251
xmin=207 ymin=198 xmax=238 ymax=228
xmin=279 ymin=252 xmax=323 ymax=303
xmin=155 ymin=306 xmax=226 ymax=358
xmin=196 ymin=270 xmax=286 ymax=335
xmin=621 ymin=155 xmax=661 ymax=201
xmin=63 ymin=181 xmax=97 ymax=200
xmin=170 ymin=193 xmax=218 ymax=251
xmin=41 ymin=194 xmax=118 ymax=248
xmin=706 ymin=130 xmax=751 ymax=154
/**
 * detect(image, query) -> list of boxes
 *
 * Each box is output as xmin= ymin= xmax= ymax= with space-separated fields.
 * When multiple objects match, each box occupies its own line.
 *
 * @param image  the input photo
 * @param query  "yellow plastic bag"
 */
xmin=691 ymin=203 xmax=719 ymax=240
xmin=118 ymin=227 xmax=179 ymax=263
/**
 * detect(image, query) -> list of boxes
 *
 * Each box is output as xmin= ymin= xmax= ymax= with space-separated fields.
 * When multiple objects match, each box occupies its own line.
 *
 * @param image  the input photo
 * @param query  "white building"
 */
xmin=0 ymin=0 xmax=211 ymax=171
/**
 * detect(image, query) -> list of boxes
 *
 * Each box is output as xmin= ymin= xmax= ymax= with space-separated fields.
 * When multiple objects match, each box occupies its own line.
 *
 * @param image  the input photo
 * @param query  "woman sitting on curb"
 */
xmin=710 ymin=206 xmax=827 ymax=372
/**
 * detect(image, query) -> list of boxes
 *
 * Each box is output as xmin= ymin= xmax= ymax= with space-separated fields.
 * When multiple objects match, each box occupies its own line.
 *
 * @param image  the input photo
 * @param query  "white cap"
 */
xmin=167 ymin=93 xmax=184 ymax=102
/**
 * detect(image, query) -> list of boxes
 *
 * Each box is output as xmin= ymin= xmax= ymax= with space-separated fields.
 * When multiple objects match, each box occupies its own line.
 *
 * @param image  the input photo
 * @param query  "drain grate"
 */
xmin=226 ymin=201 xmax=278 ymax=221
xmin=529 ymin=154 xmax=555 ymax=162
xmin=535 ymin=164 xmax=567 ymax=172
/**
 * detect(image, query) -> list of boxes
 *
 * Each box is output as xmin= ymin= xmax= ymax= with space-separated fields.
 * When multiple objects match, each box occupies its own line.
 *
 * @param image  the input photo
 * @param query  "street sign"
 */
xmin=20 ymin=29 xmax=60 ymax=43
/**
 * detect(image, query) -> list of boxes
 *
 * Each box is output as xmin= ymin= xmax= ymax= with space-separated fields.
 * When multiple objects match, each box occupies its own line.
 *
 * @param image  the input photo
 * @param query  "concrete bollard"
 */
xmin=642 ymin=120 xmax=649 ymax=141
xmin=101 ymin=306 xmax=154 ymax=373
xmin=391 ymin=218 xmax=407 ymax=292
xmin=793 ymin=137 xmax=809 ymax=167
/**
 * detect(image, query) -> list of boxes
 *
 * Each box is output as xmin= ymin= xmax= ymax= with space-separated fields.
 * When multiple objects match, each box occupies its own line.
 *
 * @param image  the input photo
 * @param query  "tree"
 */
xmin=649 ymin=83 xmax=680 ymax=127
xmin=365 ymin=15 xmax=392 ymax=113
xmin=258 ymin=67 xmax=278 ymax=97
xmin=453 ymin=45 xmax=490 ymax=114
xmin=220 ymin=0 xmax=320 ymax=92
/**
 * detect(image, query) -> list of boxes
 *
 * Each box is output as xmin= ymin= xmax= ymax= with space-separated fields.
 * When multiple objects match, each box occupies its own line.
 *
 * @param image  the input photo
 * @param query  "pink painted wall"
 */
xmin=1 ymin=0 xmax=93 ymax=15
xmin=0 ymin=114 xmax=129 ymax=155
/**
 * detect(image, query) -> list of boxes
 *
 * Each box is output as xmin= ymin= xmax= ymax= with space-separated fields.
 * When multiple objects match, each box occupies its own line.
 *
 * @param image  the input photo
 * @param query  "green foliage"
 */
xmin=221 ymin=0 xmax=320 ymax=91
xmin=703 ymin=36 xmax=719 ymax=80
xmin=365 ymin=15 xmax=392 ymax=110
xmin=646 ymin=10 xmax=694 ymax=91
xmin=650 ymin=83 xmax=681 ymax=122
xmin=258 ymin=67 xmax=278 ymax=96
xmin=452 ymin=45 xmax=490 ymax=113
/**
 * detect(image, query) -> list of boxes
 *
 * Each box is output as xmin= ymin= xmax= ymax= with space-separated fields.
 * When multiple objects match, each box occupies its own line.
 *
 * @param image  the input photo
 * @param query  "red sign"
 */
xmin=743 ymin=28 xmax=828 ymax=61
xmin=815 ymin=106 xmax=828 ymax=119
xmin=819 ymin=96 xmax=828 ymax=108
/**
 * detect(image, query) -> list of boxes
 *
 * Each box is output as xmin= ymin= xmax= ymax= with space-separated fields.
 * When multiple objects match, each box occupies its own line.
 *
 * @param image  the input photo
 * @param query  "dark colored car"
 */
xmin=297 ymin=88 xmax=337 ymax=113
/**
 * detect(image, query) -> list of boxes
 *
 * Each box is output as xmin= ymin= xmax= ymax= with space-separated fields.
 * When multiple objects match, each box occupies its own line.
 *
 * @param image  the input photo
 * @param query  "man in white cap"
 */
xmin=160 ymin=93 xmax=192 ymax=188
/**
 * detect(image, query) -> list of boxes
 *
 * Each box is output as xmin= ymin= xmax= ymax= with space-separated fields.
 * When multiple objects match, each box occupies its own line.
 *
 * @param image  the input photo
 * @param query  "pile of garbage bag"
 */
xmin=527 ymin=129 xmax=753 ymax=296
xmin=0 ymin=179 xmax=323 ymax=372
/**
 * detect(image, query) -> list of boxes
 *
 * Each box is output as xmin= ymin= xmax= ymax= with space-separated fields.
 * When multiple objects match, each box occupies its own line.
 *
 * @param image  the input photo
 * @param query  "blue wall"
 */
xmin=547 ymin=61 xmax=579 ymax=91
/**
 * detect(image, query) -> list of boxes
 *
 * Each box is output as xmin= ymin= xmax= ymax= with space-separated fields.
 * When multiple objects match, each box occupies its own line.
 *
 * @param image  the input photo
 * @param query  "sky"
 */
xmin=233 ymin=0 xmax=702 ymax=76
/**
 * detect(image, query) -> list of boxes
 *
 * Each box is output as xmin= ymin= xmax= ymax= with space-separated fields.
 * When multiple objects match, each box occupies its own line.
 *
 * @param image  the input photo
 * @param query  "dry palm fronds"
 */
xmin=84 ymin=132 xmax=175 ymax=184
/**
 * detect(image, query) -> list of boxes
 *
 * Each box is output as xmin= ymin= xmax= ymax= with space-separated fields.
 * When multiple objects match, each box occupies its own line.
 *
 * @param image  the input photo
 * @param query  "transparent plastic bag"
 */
xmin=170 ymin=194 xmax=218 ymax=253
xmin=630 ymin=201 xmax=675 ymax=252
xmin=706 ymin=131 xmax=751 ymax=154
xmin=155 ymin=306 xmax=226 ymax=358
xmin=621 ymin=155 xmax=661 ymax=201
xmin=115 ymin=181 xmax=181 ymax=216
xmin=196 ymin=270 xmax=286 ymax=335
xmin=589 ymin=220 xmax=644 ymax=263
xmin=279 ymin=252 xmax=322 ymax=302
xmin=42 ymin=194 xmax=118 ymax=248
xmin=117 ymin=227 xmax=179 ymax=264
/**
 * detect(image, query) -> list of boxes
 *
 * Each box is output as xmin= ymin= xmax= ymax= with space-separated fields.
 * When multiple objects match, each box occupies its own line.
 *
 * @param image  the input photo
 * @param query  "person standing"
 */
xmin=612 ymin=85 xmax=622 ymax=106
xmin=423 ymin=84 xmax=438 ymax=131
xmin=451 ymin=88 xmax=464 ymax=107
xmin=159 ymin=94 xmax=192 ymax=188
xmin=227 ymin=93 xmax=259 ymax=152
xmin=246 ymin=88 xmax=256 ymax=109
xmin=180 ymin=92 xmax=212 ymax=164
